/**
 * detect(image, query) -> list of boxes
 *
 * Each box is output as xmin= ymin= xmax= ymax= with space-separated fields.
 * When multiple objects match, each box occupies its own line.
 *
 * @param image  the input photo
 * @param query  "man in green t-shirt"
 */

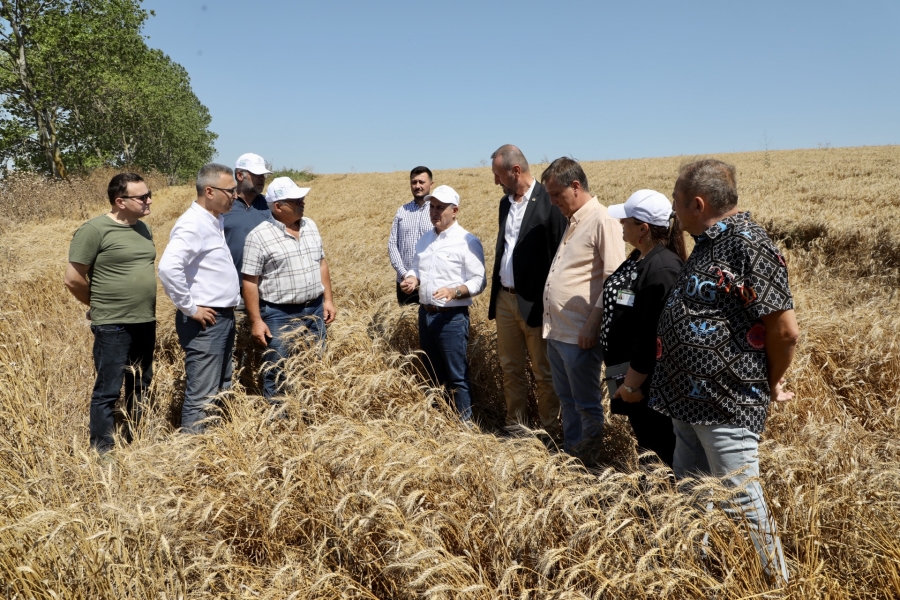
xmin=65 ymin=173 xmax=157 ymax=454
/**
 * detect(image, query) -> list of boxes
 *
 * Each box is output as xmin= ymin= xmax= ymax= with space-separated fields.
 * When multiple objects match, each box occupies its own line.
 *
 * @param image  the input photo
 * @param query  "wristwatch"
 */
xmin=622 ymin=384 xmax=638 ymax=394
xmin=455 ymin=287 xmax=462 ymax=299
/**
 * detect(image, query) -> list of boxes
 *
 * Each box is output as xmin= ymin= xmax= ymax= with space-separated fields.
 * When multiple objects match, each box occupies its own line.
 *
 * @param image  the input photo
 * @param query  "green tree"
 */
xmin=0 ymin=0 xmax=215 ymax=180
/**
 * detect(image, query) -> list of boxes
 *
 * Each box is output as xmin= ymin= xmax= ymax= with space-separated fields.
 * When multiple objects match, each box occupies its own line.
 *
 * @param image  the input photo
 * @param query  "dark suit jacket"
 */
xmin=488 ymin=180 xmax=567 ymax=327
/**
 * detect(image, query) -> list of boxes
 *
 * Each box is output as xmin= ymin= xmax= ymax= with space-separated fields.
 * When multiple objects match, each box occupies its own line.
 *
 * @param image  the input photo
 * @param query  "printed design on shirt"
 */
xmin=747 ymin=323 xmax=766 ymax=349
xmin=599 ymin=255 xmax=639 ymax=349
xmin=649 ymin=212 xmax=794 ymax=434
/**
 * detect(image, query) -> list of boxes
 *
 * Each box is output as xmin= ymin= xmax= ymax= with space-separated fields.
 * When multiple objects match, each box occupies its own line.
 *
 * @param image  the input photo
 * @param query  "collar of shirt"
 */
xmin=190 ymin=201 xmax=224 ymax=228
xmin=434 ymin=221 xmax=462 ymax=239
xmin=231 ymin=194 xmax=267 ymax=211
xmin=507 ymin=177 xmax=537 ymax=206
xmin=696 ymin=211 xmax=752 ymax=242
xmin=267 ymin=214 xmax=306 ymax=235
xmin=408 ymin=198 xmax=429 ymax=210
xmin=568 ymin=196 xmax=600 ymax=226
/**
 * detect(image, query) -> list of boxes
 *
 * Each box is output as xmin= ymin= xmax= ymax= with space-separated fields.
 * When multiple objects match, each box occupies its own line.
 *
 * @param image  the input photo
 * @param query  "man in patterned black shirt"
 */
xmin=649 ymin=159 xmax=799 ymax=585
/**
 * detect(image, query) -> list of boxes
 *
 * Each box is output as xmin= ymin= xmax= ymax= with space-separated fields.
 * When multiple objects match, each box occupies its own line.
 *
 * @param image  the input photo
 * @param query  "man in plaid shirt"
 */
xmin=241 ymin=177 xmax=336 ymax=401
xmin=388 ymin=166 xmax=434 ymax=305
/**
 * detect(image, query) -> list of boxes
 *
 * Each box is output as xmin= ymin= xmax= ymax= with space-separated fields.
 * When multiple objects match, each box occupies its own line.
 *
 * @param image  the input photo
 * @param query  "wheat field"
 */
xmin=1 ymin=146 xmax=899 ymax=598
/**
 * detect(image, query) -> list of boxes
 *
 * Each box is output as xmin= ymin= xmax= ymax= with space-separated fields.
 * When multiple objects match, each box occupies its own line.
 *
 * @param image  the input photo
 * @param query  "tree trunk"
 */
xmin=3 ymin=0 xmax=67 ymax=178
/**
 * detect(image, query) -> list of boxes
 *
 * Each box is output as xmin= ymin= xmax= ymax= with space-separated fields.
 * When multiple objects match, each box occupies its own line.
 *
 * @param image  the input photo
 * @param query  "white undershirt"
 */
xmin=499 ymin=178 xmax=536 ymax=288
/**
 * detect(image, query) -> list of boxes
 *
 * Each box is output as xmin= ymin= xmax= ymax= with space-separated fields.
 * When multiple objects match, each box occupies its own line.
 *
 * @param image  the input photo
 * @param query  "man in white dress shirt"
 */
xmin=159 ymin=163 xmax=241 ymax=433
xmin=400 ymin=185 xmax=486 ymax=420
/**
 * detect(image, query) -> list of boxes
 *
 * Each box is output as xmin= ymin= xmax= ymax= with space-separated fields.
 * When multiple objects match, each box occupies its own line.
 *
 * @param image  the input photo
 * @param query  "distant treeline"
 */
xmin=0 ymin=0 xmax=216 ymax=183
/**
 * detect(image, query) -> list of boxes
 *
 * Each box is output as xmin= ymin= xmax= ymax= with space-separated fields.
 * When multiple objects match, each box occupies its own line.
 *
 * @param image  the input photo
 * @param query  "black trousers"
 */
xmin=396 ymin=282 xmax=420 ymax=306
xmin=626 ymin=399 xmax=676 ymax=469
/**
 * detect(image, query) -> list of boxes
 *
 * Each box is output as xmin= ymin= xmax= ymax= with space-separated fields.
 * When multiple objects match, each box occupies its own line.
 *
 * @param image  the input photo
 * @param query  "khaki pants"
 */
xmin=496 ymin=289 xmax=560 ymax=431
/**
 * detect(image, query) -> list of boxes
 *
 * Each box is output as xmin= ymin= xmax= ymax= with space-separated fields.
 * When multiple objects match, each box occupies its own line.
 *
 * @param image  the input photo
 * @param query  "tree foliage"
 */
xmin=0 ymin=0 xmax=216 ymax=181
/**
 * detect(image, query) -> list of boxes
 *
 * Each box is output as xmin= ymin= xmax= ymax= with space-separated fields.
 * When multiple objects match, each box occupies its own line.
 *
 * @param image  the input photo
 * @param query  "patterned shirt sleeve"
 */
xmin=241 ymin=227 xmax=265 ymax=276
xmin=388 ymin=208 xmax=406 ymax=278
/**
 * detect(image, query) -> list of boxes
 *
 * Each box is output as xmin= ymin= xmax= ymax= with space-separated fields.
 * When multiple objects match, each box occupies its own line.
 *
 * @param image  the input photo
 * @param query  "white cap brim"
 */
xmin=607 ymin=203 xmax=628 ymax=219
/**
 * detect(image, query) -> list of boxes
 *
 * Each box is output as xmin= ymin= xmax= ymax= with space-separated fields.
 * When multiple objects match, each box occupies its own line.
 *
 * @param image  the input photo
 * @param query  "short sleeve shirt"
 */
xmin=648 ymin=212 xmax=793 ymax=433
xmin=242 ymin=216 xmax=325 ymax=305
xmin=223 ymin=194 xmax=270 ymax=276
xmin=68 ymin=215 xmax=157 ymax=325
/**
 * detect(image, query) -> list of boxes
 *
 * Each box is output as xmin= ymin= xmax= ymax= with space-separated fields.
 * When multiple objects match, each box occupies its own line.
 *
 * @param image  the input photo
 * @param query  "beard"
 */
xmin=237 ymin=174 xmax=260 ymax=196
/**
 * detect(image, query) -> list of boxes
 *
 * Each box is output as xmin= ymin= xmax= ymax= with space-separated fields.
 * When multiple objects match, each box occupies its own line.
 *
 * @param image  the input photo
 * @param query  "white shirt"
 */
xmin=499 ymin=178 xmax=536 ymax=287
xmin=409 ymin=222 xmax=486 ymax=307
xmin=159 ymin=202 xmax=241 ymax=316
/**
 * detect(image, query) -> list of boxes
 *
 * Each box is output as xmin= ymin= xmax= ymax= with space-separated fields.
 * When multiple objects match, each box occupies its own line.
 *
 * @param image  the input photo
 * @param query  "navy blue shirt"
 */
xmin=223 ymin=193 xmax=270 ymax=276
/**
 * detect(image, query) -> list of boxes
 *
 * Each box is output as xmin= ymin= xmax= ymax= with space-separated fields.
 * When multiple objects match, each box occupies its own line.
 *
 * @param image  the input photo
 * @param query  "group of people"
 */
xmin=388 ymin=146 xmax=797 ymax=584
xmin=65 ymin=154 xmax=335 ymax=442
xmin=66 ymin=145 xmax=798 ymax=584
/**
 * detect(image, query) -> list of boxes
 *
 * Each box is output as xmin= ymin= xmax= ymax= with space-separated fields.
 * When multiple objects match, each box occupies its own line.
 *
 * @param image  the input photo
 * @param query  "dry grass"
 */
xmin=1 ymin=145 xmax=900 ymax=598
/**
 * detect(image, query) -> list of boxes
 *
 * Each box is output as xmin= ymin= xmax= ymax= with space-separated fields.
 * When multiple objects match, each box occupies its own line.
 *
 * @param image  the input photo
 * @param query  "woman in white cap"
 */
xmin=600 ymin=190 xmax=687 ymax=468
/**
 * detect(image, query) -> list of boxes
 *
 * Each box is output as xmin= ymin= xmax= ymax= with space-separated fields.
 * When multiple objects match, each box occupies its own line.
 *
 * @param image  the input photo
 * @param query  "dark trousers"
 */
xmin=175 ymin=309 xmax=235 ymax=433
xmin=626 ymin=399 xmax=676 ymax=468
xmin=260 ymin=296 xmax=326 ymax=400
xmin=396 ymin=281 xmax=420 ymax=306
xmin=89 ymin=321 xmax=155 ymax=453
xmin=418 ymin=306 xmax=471 ymax=420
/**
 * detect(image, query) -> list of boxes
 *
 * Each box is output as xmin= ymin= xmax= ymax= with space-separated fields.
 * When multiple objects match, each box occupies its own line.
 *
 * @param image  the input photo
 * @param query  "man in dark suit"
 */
xmin=488 ymin=144 xmax=566 ymax=437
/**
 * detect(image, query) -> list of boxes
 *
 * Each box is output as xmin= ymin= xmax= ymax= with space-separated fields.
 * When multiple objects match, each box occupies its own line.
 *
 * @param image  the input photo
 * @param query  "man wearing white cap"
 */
xmin=400 ymin=185 xmax=486 ymax=420
xmin=241 ymin=177 xmax=336 ymax=401
xmin=159 ymin=163 xmax=242 ymax=433
xmin=540 ymin=157 xmax=625 ymax=464
xmin=224 ymin=153 xmax=273 ymax=279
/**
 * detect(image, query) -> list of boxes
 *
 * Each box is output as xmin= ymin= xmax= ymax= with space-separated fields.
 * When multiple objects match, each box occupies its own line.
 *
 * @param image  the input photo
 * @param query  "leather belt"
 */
xmin=502 ymin=285 xmax=516 ymax=294
xmin=207 ymin=306 xmax=235 ymax=313
xmin=421 ymin=304 xmax=465 ymax=314
xmin=262 ymin=298 xmax=318 ymax=309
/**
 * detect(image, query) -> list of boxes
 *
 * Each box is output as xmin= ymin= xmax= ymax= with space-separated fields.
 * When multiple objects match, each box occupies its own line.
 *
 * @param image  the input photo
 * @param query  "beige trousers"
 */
xmin=495 ymin=289 xmax=560 ymax=430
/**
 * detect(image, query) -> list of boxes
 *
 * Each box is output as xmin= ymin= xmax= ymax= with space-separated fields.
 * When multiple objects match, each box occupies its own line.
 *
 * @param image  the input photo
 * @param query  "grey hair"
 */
xmin=491 ymin=144 xmax=530 ymax=173
xmin=541 ymin=156 xmax=590 ymax=193
xmin=196 ymin=163 xmax=234 ymax=195
xmin=677 ymin=159 xmax=738 ymax=213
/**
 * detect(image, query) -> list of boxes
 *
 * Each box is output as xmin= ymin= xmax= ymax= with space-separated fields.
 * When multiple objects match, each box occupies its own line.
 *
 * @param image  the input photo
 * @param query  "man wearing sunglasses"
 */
xmin=65 ymin=173 xmax=157 ymax=454
xmin=159 ymin=163 xmax=242 ymax=433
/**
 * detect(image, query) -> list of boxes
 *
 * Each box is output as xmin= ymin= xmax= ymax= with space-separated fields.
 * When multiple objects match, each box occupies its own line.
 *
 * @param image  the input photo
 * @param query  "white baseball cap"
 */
xmin=424 ymin=185 xmax=460 ymax=206
xmin=608 ymin=189 xmax=673 ymax=227
xmin=234 ymin=153 xmax=273 ymax=175
xmin=265 ymin=177 xmax=310 ymax=203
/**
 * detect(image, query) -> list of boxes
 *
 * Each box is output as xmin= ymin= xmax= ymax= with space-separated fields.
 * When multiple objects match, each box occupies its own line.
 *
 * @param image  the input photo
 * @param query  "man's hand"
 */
xmin=251 ymin=319 xmax=272 ymax=346
xmin=323 ymin=300 xmax=336 ymax=324
xmin=191 ymin=306 xmax=217 ymax=329
xmin=433 ymin=286 xmax=457 ymax=302
xmin=577 ymin=320 xmax=599 ymax=349
xmin=613 ymin=386 xmax=644 ymax=403
xmin=772 ymin=378 xmax=794 ymax=402
xmin=400 ymin=276 xmax=418 ymax=294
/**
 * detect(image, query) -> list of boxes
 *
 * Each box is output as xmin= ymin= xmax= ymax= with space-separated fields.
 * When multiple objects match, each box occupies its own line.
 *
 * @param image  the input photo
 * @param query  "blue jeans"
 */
xmin=175 ymin=309 xmax=235 ymax=433
xmin=89 ymin=321 xmax=155 ymax=453
xmin=672 ymin=419 xmax=789 ymax=584
xmin=418 ymin=306 xmax=472 ymax=420
xmin=547 ymin=339 xmax=604 ymax=455
xmin=259 ymin=296 xmax=326 ymax=400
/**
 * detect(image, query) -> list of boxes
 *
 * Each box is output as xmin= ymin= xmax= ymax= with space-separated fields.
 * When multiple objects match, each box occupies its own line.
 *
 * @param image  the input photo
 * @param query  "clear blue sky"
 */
xmin=142 ymin=0 xmax=900 ymax=174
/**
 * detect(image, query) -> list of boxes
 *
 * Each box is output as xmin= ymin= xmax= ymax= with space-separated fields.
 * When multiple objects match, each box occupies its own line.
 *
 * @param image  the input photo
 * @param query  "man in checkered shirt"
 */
xmin=241 ymin=177 xmax=336 ymax=401
xmin=388 ymin=166 xmax=434 ymax=305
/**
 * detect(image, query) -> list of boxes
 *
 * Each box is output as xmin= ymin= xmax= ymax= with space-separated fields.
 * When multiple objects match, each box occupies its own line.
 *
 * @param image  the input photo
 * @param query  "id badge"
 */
xmin=616 ymin=290 xmax=636 ymax=307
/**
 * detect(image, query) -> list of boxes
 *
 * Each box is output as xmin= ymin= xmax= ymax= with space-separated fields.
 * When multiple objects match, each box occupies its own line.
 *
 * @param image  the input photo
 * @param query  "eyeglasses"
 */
xmin=209 ymin=186 xmax=238 ymax=197
xmin=120 ymin=191 xmax=152 ymax=203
